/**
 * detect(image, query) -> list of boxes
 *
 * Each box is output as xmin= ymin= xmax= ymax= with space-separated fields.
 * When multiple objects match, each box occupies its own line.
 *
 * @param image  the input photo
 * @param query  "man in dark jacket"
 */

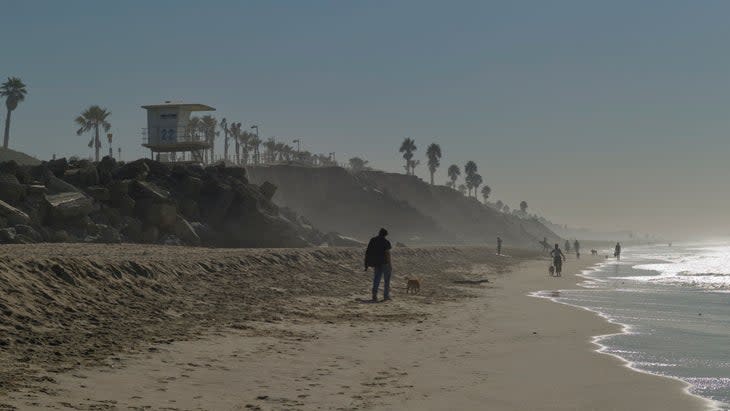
xmin=364 ymin=228 xmax=392 ymax=302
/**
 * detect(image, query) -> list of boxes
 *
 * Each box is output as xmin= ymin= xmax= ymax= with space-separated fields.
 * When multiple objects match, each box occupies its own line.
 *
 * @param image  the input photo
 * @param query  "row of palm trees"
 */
xmin=400 ymin=137 xmax=491 ymax=202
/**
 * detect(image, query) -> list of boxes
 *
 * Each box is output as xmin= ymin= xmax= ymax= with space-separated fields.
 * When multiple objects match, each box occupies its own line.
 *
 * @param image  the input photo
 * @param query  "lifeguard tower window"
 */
xmin=160 ymin=113 xmax=177 ymax=120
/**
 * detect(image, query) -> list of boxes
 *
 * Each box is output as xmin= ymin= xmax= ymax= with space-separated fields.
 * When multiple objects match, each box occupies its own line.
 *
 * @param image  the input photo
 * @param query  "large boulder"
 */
xmin=0 ymin=200 xmax=31 ymax=225
xmin=44 ymin=192 xmax=95 ymax=220
xmin=135 ymin=199 xmax=177 ymax=229
xmin=259 ymin=181 xmax=277 ymax=201
xmin=172 ymin=215 xmax=200 ymax=246
xmin=85 ymin=186 xmax=110 ymax=201
xmin=14 ymin=224 xmax=42 ymax=242
xmin=113 ymin=160 xmax=150 ymax=181
xmin=46 ymin=175 xmax=80 ymax=194
xmin=131 ymin=180 xmax=170 ymax=202
xmin=63 ymin=163 xmax=99 ymax=187
xmin=0 ymin=172 xmax=25 ymax=203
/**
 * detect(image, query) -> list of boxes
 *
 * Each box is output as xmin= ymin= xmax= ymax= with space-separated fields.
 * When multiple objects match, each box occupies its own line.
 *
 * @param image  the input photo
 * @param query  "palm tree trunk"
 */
xmin=235 ymin=141 xmax=240 ymax=165
xmin=224 ymin=132 xmax=229 ymax=161
xmin=94 ymin=125 xmax=101 ymax=162
xmin=430 ymin=171 xmax=434 ymax=185
xmin=3 ymin=108 xmax=11 ymax=149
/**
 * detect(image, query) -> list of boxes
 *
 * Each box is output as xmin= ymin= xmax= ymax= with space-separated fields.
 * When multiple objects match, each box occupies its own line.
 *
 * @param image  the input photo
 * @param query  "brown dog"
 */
xmin=548 ymin=265 xmax=555 ymax=276
xmin=406 ymin=277 xmax=421 ymax=294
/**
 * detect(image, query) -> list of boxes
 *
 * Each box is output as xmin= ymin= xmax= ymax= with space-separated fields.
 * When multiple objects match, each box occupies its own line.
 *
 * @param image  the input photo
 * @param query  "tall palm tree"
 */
xmin=264 ymin=138 xmax=277 ymax=163
xmin=75 ymin=105 xmax=111 ymax=162
xmin=426 ymin=143 xmax=442 ymax=185
xmin=249 ymin=135 xmax=262 ymax=165
xmin=220 ymin=118 xmax=229 ymax=161
xmin=1 ymin=77 xmax=28 ymax=149
xmin=481 ymin=185 xmax=491 ymax=204
xmin=464 ymin=161 xmax=477 ymax=196
xmin=472 ymin=173 xmax=483 ymax=199
xmin=399 ymin=138 xmax=417 ymax=175
xmin=229 ymin=122 xmax=242 ymax=164
xmin=447 ymin=164 xmax=461 ymax=188
xmin=240 ymin=131 xmax=253 ymax=164
xmin=201 ymin=115 xmax=217 ymax=163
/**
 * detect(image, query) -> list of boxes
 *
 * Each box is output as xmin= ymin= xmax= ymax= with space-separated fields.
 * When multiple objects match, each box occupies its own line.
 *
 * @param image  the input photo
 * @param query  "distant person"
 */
xmin=364 ymin=228 xmax=392 ymax=302
xmin=497 ymin=236 xmax=503 ymax=255
xmin=573 ymin=239 xmax=580 ymax=259
xmin=614 ymin=242 xmax=622 ymax=260
xmin=550 ymin=244 xmax=566 ymax=276
xmin=540 ymin=237 xmax=550 ymax=253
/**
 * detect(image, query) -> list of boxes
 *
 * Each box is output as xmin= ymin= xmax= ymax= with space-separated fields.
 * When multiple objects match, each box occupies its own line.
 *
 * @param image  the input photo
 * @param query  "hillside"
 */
xmin=0 ymin=148 xmax=41 ymax=166
xmin=247 ymin=165 xmax=561 ymax=247
xmin=246 ymin=165 xmax=452 ymax=244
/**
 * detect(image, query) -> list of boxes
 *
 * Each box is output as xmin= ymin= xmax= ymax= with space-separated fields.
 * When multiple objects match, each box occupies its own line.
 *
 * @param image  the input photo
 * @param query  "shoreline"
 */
xmin=533 ymin=261 xmax=721 ymax=411
xmin=0 ymin=246 xmax=712 ymax=410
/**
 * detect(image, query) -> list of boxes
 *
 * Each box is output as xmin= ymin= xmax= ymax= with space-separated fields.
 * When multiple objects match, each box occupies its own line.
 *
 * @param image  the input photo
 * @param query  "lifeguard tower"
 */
xmin=141 ymin=101 xmax=215 ymax=163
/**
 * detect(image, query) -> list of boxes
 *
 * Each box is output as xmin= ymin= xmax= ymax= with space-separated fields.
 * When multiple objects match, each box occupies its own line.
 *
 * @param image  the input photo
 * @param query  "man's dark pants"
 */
xmin=372 ymin=264 xmax=391 ymax=300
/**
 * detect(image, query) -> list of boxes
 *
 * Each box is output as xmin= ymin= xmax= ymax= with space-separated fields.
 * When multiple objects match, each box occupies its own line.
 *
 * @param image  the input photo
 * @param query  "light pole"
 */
xmin=250 ymin=125 xmax=260 ymax=164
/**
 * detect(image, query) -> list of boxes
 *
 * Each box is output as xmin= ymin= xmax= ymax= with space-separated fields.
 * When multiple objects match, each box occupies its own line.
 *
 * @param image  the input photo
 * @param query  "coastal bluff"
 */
xmin=247 ymin=164 xmax=561 ymax=247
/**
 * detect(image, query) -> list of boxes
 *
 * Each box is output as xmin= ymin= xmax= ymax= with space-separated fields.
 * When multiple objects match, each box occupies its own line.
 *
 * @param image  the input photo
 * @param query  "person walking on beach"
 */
xmin=551 ymin=243 xmax=566 ymax=277
xmin=614 ymin=242 xmax=622 ymax=260
xmin=565 ymin=240 xmax=571 ymax=253
xmin=574 ymin=239 xmax=581 ymax=259
xmin=497 ymin=236 xmax=503 ymax=255
xmin=364 ymin=228 xmax=392 ymax=302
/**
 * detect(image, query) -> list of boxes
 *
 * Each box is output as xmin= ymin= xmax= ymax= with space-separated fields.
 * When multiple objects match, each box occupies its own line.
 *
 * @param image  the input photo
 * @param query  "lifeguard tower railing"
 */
xmin=141 ymin=126 xmax=215 ymax=146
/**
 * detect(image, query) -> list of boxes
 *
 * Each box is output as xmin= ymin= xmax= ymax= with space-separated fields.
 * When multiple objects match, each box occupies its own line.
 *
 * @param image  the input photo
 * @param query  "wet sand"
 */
xmin=1 ymin=246 xmax=709 ymax=410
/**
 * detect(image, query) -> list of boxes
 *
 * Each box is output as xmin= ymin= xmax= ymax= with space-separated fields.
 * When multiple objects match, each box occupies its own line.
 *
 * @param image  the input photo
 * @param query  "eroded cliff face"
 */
xmin=247 ymin=165 xmax=452 ymax=244
xmin=247 ymin=165 xmax=561 ymax=247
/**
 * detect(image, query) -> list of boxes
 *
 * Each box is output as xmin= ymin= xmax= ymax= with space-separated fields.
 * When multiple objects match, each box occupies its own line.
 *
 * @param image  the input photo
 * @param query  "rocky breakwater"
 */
xmin=0 ymin=157 xmax=356 ymax=247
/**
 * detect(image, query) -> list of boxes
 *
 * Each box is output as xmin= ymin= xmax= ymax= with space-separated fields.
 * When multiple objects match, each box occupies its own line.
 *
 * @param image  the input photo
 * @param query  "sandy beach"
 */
xmin=0 ymin=245 xmax=709 ymax=410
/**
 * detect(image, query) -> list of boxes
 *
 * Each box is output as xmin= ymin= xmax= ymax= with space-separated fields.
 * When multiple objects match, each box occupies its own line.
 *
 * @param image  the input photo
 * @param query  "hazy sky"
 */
xmin=3 ymin=0 xmax=730 ymax=238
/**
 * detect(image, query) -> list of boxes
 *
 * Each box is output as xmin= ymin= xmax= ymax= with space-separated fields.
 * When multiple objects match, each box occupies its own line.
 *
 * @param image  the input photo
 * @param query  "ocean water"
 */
xmin=535 ymin=243 xmax=730 ymax=410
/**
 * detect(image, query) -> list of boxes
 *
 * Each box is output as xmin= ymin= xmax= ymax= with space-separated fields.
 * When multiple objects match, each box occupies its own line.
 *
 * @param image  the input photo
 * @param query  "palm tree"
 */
xmin=481 ymin=185 xmax=491 ymax=204
xmin=239 ymin=131 xmax=253 ymax=165
xmin=75 ymin=105 xmax=111 ymax=162
xmin=464 ymin=161 xmax=477 ymax=196
xmin=520 ymin=200 xmax=528 ymax=213
xmin=264 ymin=138 xmax=277 ymax=163
xmin=228 ymin=122 xmax=241 ymax=164
xmin=349 ymin=157 xmax=369 ymax=171
xmin=1 ymin=77 xmax=28 ymax=149
xmin=425 ymin=143 xmax=442 ymax=185
xmin=399 ymin=138 xmax=417 ymax=175
xmin=447 ymin=164 xmax=460 ymax=188
xmin=472 ymin=173 xmax=483 ymax=199
xmin=220 ymin=118 xmax=230 ymax=162
xmin=249 ymin=135 xmax=262 ymax=165
xmin=201 ymin=115 xmax=217 ymax=163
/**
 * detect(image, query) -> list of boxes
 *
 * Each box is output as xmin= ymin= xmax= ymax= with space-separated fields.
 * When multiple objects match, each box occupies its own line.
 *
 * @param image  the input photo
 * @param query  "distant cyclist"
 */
xmin=550 ymin=244 xmax=566 ymax=277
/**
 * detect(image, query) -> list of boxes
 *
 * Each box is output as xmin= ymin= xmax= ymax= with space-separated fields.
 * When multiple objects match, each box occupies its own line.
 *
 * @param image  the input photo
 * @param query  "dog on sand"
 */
xmin=406 ymin=277 xmax=421 ymax=294
xmin=548 ymin=265 xmax=555 ymax=276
